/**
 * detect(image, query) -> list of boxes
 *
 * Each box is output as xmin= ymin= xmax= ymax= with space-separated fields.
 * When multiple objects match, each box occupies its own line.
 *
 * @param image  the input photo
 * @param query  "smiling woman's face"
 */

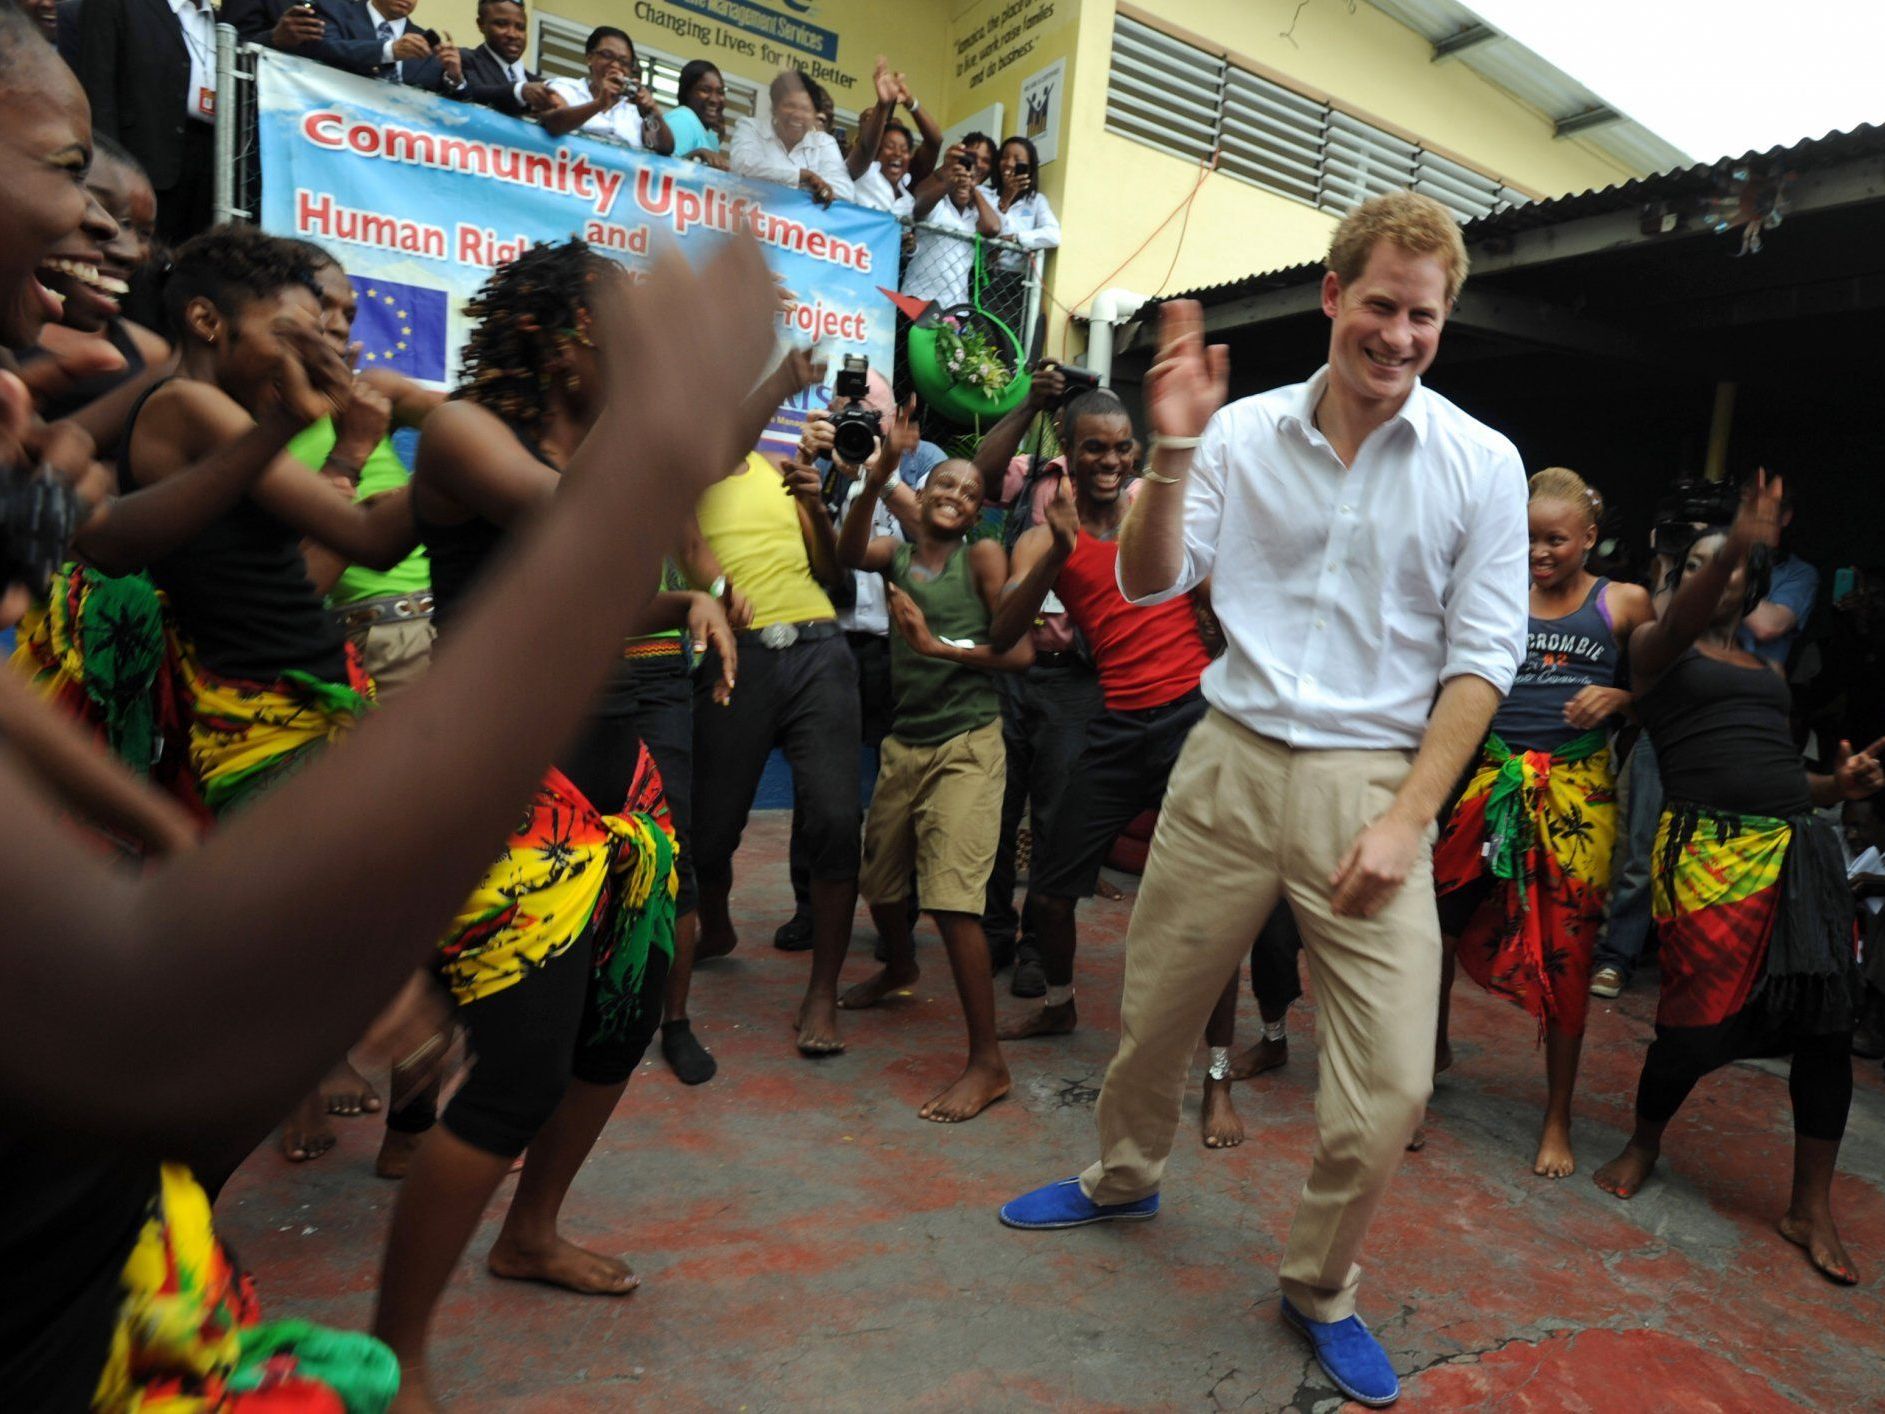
xmin=0 ymin=50 xmax=95 ymax=346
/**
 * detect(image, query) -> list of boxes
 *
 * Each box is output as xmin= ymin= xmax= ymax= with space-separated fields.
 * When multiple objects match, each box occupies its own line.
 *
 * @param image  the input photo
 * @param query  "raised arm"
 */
xmin=1116 ymin=301 xmax=1229 ymax=603
xmin=76 ymin=323 xmax=359 ymax=575
xmin=1631 ymin=472 xmax=1784 ymax=687
xmin=848 ymin=57 xmax=897 ymax=181
xmin=989 ymin=489 xmax=1076 ymax=652
xmin=894 ymin=71 xmax=943 ymax=180
xmin=836 ymin=453 xmax=904 ymax=573
xmin=0 ymin=237 xmax=779 ymax=1155
xmin=972 ymin=364 xmax=1062 ymax=493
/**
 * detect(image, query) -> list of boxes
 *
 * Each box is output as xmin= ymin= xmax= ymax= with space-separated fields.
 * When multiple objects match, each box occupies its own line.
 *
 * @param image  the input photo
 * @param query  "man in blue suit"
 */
xmin=294 ymin=0 xmax=449 ymax=89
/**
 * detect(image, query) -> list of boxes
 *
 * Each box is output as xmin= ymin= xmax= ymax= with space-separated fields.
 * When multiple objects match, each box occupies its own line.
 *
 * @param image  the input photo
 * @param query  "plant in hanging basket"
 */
xmin=936 ymin=314 xmax=1016 ymax=397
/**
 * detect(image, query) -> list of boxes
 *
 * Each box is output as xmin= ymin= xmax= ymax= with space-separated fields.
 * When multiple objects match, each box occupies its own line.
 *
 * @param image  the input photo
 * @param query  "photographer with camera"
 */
xmin=905 ymin=136 xmax=1001 ymax=312
xmin=772 ymin=357 xmax=950 ymax=953
xmin=989 ymin=135 xmax=1059 ymax=315
xmin=541 ymin=26 xmax=673 ymax=153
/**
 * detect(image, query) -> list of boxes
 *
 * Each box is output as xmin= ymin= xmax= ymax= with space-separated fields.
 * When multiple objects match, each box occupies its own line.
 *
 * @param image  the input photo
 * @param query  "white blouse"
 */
xmin=727 ymin=118 xmax=855 ymax=201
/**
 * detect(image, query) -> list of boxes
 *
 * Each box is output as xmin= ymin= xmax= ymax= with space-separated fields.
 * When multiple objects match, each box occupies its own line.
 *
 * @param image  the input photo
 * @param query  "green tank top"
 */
xmin=287 ymin=420 xmax=431 ymax=606
xmin=887 ymin=541 xmax=1001 ymax=746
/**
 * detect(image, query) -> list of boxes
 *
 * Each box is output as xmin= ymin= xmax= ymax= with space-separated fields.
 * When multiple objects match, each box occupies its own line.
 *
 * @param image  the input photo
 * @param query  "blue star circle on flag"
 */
xmin=348 ymin=275 xmax=447 ymax=382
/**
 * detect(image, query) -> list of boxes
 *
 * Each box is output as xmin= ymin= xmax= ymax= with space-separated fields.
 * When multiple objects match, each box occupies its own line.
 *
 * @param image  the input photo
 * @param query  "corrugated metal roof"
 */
xmin=1161 ymin=122 xmax=1885 ymax=307
xmin=1364 ymin=0 xmax=1690 ymax=176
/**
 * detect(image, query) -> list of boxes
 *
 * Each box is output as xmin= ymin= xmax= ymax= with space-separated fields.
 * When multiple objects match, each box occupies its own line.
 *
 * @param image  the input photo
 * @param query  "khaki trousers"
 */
xmin=1079 ymin=708 xmax=1440 ymax=1322
xmin=349 ymin=617 xmax=435 ymax=700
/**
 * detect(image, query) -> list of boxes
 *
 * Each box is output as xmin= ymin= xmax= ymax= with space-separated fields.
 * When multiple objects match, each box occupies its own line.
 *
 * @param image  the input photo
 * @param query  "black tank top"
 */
xmin=414 ymin=419 xmax=549 ymax=636
xmin=122 ymin=380 xmax=347 ymax=683
xmin=1637 ymin=649 xmax=1812 ymax=816
xmin=1492 ymin=578 xmax=1621 ymax=751
xmin=38 ymin=318 xmax=149 ymax=423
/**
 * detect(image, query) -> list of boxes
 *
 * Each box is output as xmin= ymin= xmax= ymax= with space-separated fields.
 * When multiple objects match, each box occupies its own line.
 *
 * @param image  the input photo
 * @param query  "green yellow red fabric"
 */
xmin=1434 ymin=729 xmax=1616 ymax=1036
xmin=172 ymin=637 xmax=374 ymax=816
xmin=438 ymin=742 xmax=677 ymax=1046
xmin=93 ymin=1163 xmax=398 ymax=1412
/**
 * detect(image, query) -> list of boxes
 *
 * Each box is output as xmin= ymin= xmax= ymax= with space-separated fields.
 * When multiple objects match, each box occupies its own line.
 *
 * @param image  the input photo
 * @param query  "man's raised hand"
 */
xmin=1146 ymin=299 xmax=1229 ymax=441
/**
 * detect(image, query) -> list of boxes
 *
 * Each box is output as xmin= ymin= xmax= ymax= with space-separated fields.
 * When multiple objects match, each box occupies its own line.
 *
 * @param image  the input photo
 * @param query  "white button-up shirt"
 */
xmin=853 ymin=161 xmax=914 ymax=218
xmin=545 ymin=75 xmax=646 ymax=147
xmin=902 ymin=193 xmax=983 ymax=311
xmin=726 ymin=118 xmax=855 ymax=201
xmin=1124 ymin=368 xmax=1528 ymax=750
xmin=169 ymin=0 xmax=216 ymax=123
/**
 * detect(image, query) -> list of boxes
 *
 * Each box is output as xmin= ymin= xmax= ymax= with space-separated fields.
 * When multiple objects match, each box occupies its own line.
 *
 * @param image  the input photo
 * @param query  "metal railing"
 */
xmin=212 ymin=28 xmax=1046 ymax=423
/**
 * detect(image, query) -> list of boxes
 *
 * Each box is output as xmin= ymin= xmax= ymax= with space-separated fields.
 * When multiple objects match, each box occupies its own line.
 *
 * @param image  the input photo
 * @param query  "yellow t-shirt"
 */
xmin=694 ymin=452 xmax=835 ymax=630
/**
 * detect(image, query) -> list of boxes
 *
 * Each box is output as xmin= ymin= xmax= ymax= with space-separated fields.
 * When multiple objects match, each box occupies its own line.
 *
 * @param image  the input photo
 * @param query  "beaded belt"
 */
xmin=333 ymin=592 xmax=434 ymax=631
xmin=622 ymin=637 xmax=685 ymax=660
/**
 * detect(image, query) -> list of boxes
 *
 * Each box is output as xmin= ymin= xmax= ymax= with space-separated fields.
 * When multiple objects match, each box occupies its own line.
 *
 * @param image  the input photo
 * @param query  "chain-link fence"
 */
xmin=213 ymin=30 xmax=1045 ymax=445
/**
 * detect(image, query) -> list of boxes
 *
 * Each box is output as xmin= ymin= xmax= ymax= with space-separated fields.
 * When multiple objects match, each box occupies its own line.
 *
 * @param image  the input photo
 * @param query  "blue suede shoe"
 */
xmin=1280 ymin=1298 xmax=1400 ymax=1407
xmin=998 ymin=1177 xmax=1160 ymax=1230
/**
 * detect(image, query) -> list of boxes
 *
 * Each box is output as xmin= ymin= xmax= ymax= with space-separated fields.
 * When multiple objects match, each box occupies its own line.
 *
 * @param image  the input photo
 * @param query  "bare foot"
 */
xmin=320 ymin=1058 xmax=381 ymax=1116
xmin=697 ymin=922 xmax=738 ymax=960
xmin=1405 ymin=1127 xmax=1427 ymax=1152
xmin=1779 ymin=1208 xmax=1860 ymax=1285
xmin=838 ymin=962 xmax=920 ymax=1010
xmin=919 ymin=1060 xmax=1012 ymax=1123
xmin=1095 ymin=878 xmax=1127 ymax=901
xmin=998 ymin=999 xmax=1077 ymax=1041
xmin=1593 ymin=1141 xmax=1659 ymax=1199
xmin=388 ymin=1365 xmax=439 ymax=1413
xmin=487 ymin=1233 xmax=640 ymax=1295
xmin=280 ymin=1091 xmax=336 ymax=1162
xmin=1229 ymin=1036 xmax=1287 ymax=1080
xmin=795 ymin=996 xmax=845 ymax=1056
xmin=1434 ymin=1039 xmax=1453 ymax=1077
xmin=1533 ymin=1116 xmax=1576 ymax=1178
xmin=376 ymin=1128 xmax=424 ymax=1180
xmin=1201 ymin=1075 xmax=1245 ymax=1149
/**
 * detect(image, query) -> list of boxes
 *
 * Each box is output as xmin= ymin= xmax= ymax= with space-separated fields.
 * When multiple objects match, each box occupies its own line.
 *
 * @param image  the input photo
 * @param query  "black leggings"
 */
xmin=1249 ymin=903 xmax=1304 ymax=1017
xmin=387 ymin=929 xmax=673 ymax=1157
xmin=1636 ymin=1017 xmax=1854 ymax=1142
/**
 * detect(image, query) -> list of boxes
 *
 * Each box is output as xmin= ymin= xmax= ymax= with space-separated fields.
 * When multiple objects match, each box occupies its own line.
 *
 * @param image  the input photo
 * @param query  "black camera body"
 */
xmin=830 ymin=353 xmax=882 ymax=467
xmin=0 ymin=464 xmax=84 ymax=598
xmin=1649 ymin=478 xmax=1739 ymax=559
xmin=1049 ymin=363 xmax=1102 ymax=409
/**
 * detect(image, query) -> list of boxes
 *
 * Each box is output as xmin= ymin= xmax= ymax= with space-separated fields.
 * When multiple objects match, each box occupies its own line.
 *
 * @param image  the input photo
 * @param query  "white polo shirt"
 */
xmin=1124 ymin=368 xmax=1529 ymax=750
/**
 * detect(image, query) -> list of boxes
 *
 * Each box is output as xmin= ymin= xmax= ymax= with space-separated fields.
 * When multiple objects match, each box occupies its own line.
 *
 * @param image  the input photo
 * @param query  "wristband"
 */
xmin=906 ymin=96 xmax=920 ymax=114
xmin=1148 ymin=434 xmax=1204 ymax=452
xmin=1138 ymin=467 xmax=1182 ymax=485
xmin=708 ymin=575 xmax=727 ymax=600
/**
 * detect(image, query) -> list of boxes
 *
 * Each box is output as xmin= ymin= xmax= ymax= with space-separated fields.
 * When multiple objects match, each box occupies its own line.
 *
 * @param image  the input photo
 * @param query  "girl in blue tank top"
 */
xmin=1432 ymin=468 xmax=1652 ymax=1179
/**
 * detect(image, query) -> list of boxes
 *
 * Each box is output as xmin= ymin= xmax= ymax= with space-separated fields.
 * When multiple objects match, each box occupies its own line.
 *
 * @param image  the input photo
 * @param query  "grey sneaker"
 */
xmin=1590 ymin=965 xmax=1625 ymax=999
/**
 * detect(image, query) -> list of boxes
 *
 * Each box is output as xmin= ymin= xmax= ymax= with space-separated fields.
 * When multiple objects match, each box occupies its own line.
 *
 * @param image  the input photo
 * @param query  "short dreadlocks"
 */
xmin=455 ymin=239 xmax=612 ymax=427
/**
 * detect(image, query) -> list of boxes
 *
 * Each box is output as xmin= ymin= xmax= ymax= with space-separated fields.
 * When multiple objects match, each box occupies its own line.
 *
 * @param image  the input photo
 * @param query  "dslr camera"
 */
xmin=1046 ymin=362 xmax=1101 ymax=410
xmin=0 ymin=461 xmax=84 ymax=598
xmin=830 ymin=354 xmax=882 ymax=467
xmin=1649 ymin=478 xmax=1739 ymax=560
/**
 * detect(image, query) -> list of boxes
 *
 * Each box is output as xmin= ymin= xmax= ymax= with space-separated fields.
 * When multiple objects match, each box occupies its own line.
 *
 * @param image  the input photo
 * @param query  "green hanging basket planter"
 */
xmin=907 ymin=304 xmax=1032 ymax=425
xmin=902 ymin=235 xmax=1032 ymax=425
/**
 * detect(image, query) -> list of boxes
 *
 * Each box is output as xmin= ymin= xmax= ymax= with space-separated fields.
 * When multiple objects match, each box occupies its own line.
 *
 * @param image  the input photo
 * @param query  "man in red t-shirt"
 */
xmin=988 ymin=388 xmax=1249 ymax=1146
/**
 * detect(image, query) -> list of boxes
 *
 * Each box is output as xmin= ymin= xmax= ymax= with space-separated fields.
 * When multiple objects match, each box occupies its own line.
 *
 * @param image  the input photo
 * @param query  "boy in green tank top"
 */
xmin=836 ymin=453 xmax=1035 ymax=1122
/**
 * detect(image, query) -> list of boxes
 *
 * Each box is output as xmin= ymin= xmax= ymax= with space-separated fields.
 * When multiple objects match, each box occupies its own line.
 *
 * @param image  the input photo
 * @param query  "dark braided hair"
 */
xmin=454 ymin=238 xmax=611 ymax=427
xmin=161 ymin=223 xmax=323 ymax=341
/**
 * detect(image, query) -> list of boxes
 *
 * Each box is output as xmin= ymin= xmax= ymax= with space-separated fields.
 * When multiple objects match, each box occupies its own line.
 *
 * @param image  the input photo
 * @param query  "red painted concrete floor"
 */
xmin=220 ymin=811 xmax=1885 ymax=1411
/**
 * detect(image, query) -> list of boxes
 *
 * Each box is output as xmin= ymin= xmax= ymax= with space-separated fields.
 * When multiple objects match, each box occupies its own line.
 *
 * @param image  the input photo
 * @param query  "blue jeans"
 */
xmin=1594 ymin=735 xmax=1661 ymax=982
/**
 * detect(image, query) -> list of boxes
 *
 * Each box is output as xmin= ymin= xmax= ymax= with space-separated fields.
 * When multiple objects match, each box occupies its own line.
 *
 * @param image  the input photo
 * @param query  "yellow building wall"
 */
xmin=1050 ymin=0 xmax=1642 ymax=343
xmin=410 ymin=0 xmax=1650 ymax=361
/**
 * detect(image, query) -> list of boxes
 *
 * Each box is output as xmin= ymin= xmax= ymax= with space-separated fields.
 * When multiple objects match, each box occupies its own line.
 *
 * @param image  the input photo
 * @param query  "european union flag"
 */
xmin=348 ymin=275 xmax=447 ymax=382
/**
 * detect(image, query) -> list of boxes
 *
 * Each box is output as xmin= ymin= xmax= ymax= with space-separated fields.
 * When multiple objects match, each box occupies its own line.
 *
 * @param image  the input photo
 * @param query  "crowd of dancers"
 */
xmin=1 ymin=9 xmax=1878 ymax=1409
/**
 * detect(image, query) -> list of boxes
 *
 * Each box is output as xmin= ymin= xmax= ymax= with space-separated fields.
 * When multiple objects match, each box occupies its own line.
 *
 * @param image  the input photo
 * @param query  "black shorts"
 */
xmin=1029 ymin=689 xmax=1208 ymax=900
xmin=627 ymin=654 xmax=698 ymax=916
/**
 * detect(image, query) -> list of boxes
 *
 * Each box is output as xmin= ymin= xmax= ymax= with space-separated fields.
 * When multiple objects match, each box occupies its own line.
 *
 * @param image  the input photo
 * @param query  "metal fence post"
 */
xmin=213 ymin=24 xmax=240 ymax=226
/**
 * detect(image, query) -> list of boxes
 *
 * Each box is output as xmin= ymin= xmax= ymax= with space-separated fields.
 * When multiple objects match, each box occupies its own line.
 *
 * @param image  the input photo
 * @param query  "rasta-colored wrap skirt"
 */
xmin=1434 ymin=729 xmax=1616 ymax=1037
